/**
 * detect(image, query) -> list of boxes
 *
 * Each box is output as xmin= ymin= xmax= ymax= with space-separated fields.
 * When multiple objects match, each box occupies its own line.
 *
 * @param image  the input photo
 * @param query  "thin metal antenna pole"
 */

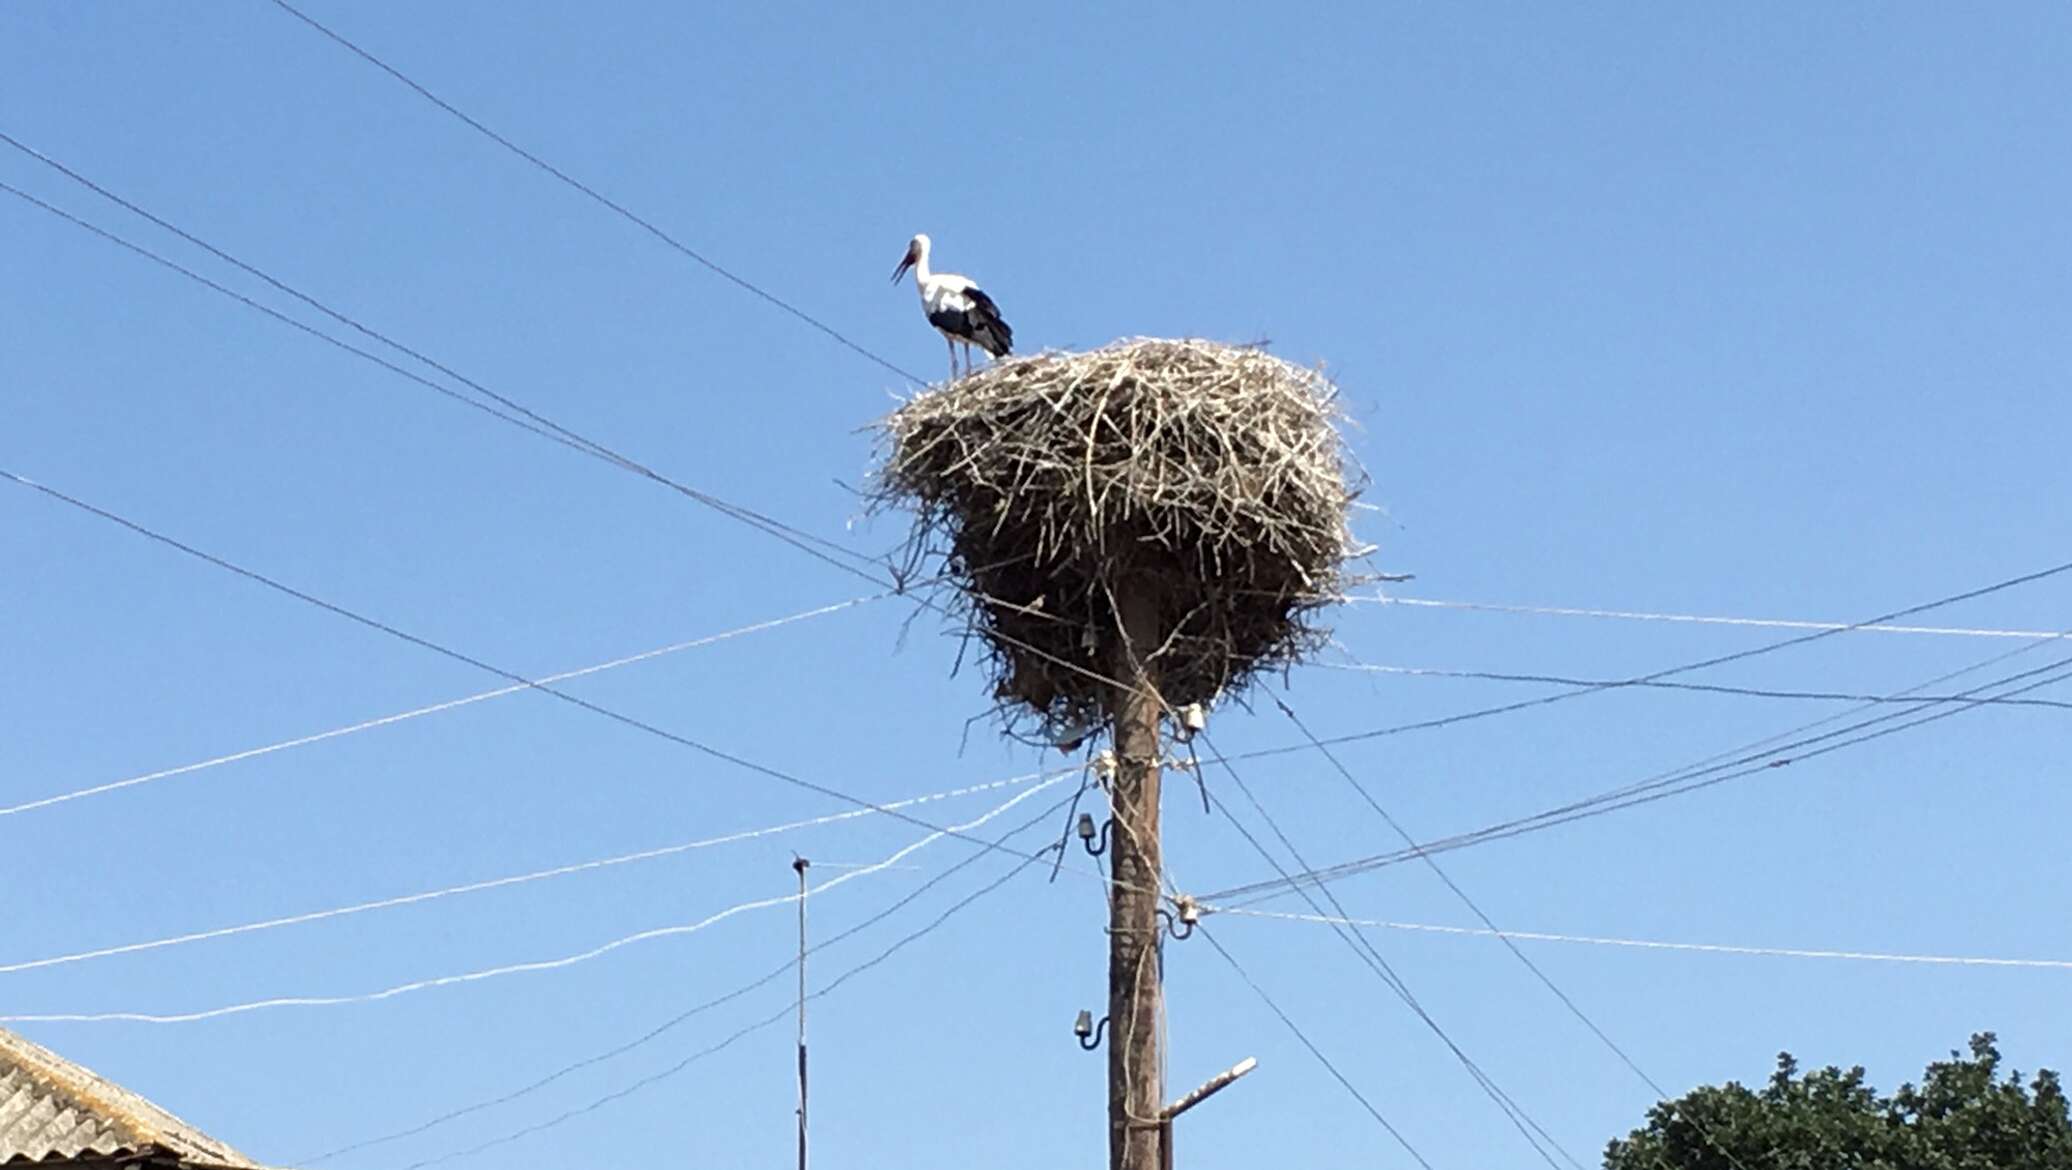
xmin=793 ymin=855 xmax=810 ymax=1170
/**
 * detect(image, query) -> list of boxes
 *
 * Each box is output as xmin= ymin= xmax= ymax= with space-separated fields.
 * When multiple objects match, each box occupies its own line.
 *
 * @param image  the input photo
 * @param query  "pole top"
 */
xmin=792 ymin=855 xmax=810 ymax=874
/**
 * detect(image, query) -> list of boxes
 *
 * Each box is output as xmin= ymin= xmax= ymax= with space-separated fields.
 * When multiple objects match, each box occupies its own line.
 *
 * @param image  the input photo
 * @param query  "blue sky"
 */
xmin=4 ymin=4 xmax=2070 ymax=1168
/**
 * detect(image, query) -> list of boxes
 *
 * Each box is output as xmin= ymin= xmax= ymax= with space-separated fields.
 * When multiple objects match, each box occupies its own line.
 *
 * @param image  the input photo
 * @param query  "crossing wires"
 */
xmin=266 ymin=0 xmax=925 ymax=389
xmin=0 ymin=466 xmax=1142 ymax=890
xmin=0 ymin=139 xmax=889 ymax=589
xmin=1195 ymin=728 xmax=1581 ymax=1170
xmin=304 ymin=792 xmax=1071 ymax=1170
xmin=1259 ymin=683 xmax=1755 ymax=1170
xmin=1208 ymin=628 xmax=2072 ymax=908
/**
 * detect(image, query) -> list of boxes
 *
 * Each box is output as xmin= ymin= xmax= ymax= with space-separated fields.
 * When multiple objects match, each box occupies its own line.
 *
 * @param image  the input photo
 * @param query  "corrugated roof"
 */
xmin=0 ymin=1027 xmax=264 ymax=1167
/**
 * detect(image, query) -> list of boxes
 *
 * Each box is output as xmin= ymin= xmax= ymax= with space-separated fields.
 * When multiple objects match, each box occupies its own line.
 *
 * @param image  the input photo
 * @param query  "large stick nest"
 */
xmin=872 ymin=338 xmax=1365 ymax=744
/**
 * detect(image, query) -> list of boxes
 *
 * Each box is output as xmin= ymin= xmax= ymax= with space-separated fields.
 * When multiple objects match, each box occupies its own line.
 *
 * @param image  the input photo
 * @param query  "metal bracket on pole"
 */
xmin=1162 ymin=1056 xmax=1257 ymax=1122
xmin=1157 ymin=895 xmax=1201 ymax=941
xmin=1153 ymin=1056 xmax=1257 ymax=1170
xmin=1074 ymin=1009 xmax=1110 ymax=1051
xmin=1078 ymin=813 xmax=1113 ymax=856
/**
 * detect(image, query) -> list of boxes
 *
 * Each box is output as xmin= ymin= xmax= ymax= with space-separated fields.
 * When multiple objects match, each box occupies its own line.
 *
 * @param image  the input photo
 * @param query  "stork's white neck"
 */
xmin=910 ymin=238 xmax=934 ymax=286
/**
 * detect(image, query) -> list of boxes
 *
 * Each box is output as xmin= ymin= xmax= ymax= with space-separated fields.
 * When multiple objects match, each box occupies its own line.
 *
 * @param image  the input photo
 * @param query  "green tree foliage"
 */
xmin=1603 ymin=1033 xmax=2072 ymax=1169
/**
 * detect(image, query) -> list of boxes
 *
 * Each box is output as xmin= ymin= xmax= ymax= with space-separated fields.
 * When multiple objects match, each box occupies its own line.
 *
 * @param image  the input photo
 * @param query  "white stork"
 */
xmin=891 ymin=233 xmax=1013 ymax=379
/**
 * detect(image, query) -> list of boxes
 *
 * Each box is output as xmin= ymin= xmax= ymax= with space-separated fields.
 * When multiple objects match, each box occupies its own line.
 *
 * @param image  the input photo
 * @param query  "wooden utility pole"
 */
xmin=1108 ymin=586 xmax=1165 ymax=1170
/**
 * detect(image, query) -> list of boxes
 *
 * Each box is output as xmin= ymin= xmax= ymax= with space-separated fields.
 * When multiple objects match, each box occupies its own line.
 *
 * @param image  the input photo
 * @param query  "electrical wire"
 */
xmin=1317 ymin=661 xmax=2072 ymax=712
xmin=0 ymin=162 xmax=1163 ymax=718
xmin=0 ymin=592 xmax=893 ymax=820
xmin=12 ymin=407 xmax=2055 ymax=1143
xmin=1268 ymin=560 xmax=2072 ymax=766
xmin=17 ymin=46 xmax=2065 ymax=1148
xmin=52 ymin=608 xmax=2061 ymax=970
xmin=1208 ymin=635 xmax=2072 ymax=908
xmin=1261 ymin=685 xmax=1753 ymax=1170
xmin=1221 ymin=649 xmax=2072 ymax=904
xmin=390 ymin=852 xmax=1049 ymax=1170
xmin=0 ymin=775 xmax=1066 ymax=1025
xmin=306 ymin=794 xmax=1070 ymax=1170
xmin=1206 ymin=908 xmax=2072 ymax=971
xmin=17 ymin=77 xmax=2065 ymax=758
xmin=17 ymin=78 xmax=2053 ymax=1144
xmin=0 ymin=467 xmax=1153 ymax=899
xmin=1166 ymin=562 xmax=2072 ymax=853
xmin=1198 ymin=729 xmax=1578 ymax=1170
xmin=1346 ymin=594 xmax=2067 ymax=642
xmin=102 ymin=552 xmax=2026 ymax=1013
xmin=0 ymin=767 xmax=1064 ymax=976
xmin=1194 ymin=922 xmax=1436 ymax=1170
xmin=41 ymin=21 xmax=2064 ymax=1156
xmin=262 ymin=0 xmax=925 ymax=389
xmin=0 ymin=162 xmax=887 ymax=588
xmin=0 ymin=180 xmax=588 ymax=457
xmin=16 ymin=452 xmax=2063 ymax=926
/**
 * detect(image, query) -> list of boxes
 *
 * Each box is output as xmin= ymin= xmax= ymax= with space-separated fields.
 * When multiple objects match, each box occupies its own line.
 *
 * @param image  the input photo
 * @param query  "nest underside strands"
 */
xmin=872 ymin=338 xmax=1365 ymax=744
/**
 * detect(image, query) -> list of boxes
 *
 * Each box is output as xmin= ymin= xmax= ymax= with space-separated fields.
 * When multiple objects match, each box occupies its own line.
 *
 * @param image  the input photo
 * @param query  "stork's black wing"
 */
xmin=965 ymin=287 xmax=1014 ymax=357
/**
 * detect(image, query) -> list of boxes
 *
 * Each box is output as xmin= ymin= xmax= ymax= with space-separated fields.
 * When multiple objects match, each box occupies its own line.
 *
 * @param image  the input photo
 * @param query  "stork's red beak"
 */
xmin=891 ymin=250 xmax=916 ymax=283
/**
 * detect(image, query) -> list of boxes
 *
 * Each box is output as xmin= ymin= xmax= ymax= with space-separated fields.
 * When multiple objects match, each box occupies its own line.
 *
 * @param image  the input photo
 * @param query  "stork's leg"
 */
xmin=946 ymin=336 xmax=958 ymax=380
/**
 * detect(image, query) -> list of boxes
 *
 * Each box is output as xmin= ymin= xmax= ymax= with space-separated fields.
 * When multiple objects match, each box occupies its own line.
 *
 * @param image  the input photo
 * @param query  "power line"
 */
xmin=18 ymin=439 xmax=2064 ymax=1017
xmin=1319 ymin=661 xmax=2072 ymax=712
xmin=1270 ymin=560 xmax=2072 ymax=765
xmin=18 ymin=599 xmax=2062 ymax=906
xmin=1347 ymin=594 xmax=2067 ymax=642
xmin=0 ymin=768 xmax=1062 ymax=976
xmin=18 ymin=449 xmax=2064 ymax=923
xmin=0 ymin=159 xmax=889 ymax=588
xmin=0 ymin=164 xmax=1158 ymax=715
xmin=344 ymin=798 xmax=1068 ymax=1170
xmin=241 ymin=6 xmax=1163 ymax=713
xmin=1489 ymin=655 xmax=2072 ymax=851
xmin=1166 ymin=562 xmax=2072 ymax=802
xmin=1262 ymin=685 xmax=1753 ymax=1170
xmin=50 ymin=617 xmax=2065 ymax=955
xmin=69 ymin=613 xmax=2031 ymax=980
xmin=0 ymin=592 xmax=894 ymax=820
xmin=0 ymin=180 xmax=589 ymax=456
xmin=263 ymin=0 xmax=926 ymax=389
xmin=1208 ymin=908 xmax=2072 ymax=972
xmin=249 ymin=558 xmax=2039 ymax=1148
xmin=1214 ymin=590 xmax=2072 ymax=1152
xmin=0 ymin=776 xmax=1065 ymax=1025
xmin=299 ymin=793 xmax=1066 ymax=1164
xmin=1196 ymin=730 xmax=1579 ymax=1170
xmin=0 ymin=134 xmax=622 ymax=465
xmin=0 ymin=467 xmax=1150 ymax=898
xmin=391 ymin=850 xmax=1046 ymax=1170
xmin=1207 ymin=639 xmax=2072 ymax=907
xmin=1193 ymin=923 xmax=1436 ymax=1170
xmin=1230 ymin=650 xmax=2072 ymax=902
